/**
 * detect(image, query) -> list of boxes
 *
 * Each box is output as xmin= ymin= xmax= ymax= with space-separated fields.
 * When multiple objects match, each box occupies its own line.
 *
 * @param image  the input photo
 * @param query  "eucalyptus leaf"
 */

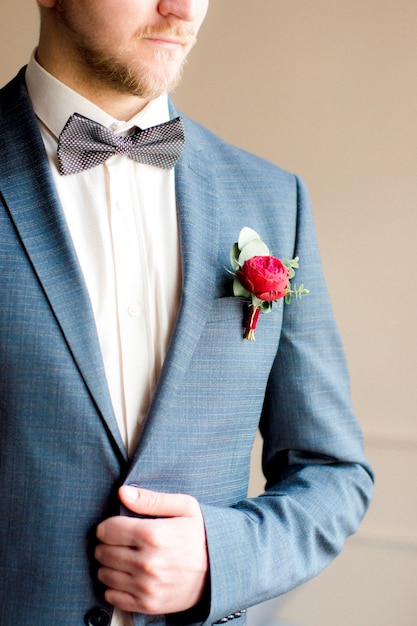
xmin=238 ymin=227 xmax=260 ymax=251
xmin=230 ymin=243 xmax=241 ymax=270
xmin=260 ymin=301 xmax=273 ymax=313
xmin=233 ymin=277 xmax=250 ymax=298
xmin=238 ymin=239 xmax=270 ymax=264
xmin=283 ymin=257 xmax=299 ymax=270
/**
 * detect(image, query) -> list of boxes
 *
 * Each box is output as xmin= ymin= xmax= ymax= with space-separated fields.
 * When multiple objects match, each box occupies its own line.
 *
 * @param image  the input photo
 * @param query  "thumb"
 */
xmin=119 ymin=485 xmax=199 ymax=518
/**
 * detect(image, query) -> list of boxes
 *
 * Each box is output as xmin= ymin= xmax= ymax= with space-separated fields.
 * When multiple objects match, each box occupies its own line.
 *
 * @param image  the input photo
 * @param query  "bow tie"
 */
xmin=57 ymin=112 xmax=185 ymax=175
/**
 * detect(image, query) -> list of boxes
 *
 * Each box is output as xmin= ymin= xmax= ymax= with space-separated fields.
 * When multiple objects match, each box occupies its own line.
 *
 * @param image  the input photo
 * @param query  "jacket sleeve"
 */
xmin=198 ymin=176 xmax=374 ymax=624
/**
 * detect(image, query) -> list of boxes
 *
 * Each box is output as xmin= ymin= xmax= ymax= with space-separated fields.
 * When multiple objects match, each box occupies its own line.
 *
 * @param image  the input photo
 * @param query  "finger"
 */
xmin=119 ymin=485 xmax=199 ymax=518
xmin=96 ymin=515 xmax=147 ymax=547
xmin=98 ymin=565 xmax=135 ymax=595
xmin=103 ymin=588 xmax=140 ymax=614
xmin=103 ymin=588 xmax=146 ymax=614
xmin=97 ymin=568 xmax=155 ymax=613
xmin=103 ymin=586 xmax=160 ymax=616
xmin=95 ymin=543 xmax=137 ymax=571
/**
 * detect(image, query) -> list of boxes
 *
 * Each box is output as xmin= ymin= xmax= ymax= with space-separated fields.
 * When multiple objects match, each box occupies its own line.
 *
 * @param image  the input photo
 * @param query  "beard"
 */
xmin=73 ymin=42 xmax=191 ymax=99
xmin=55 ymin=2 xmax=197 ymax=99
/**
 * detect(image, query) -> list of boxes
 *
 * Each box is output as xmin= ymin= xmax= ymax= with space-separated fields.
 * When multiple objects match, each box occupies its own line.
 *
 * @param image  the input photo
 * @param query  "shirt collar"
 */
xmin=25 ymin=49 xmax=171 ymax=140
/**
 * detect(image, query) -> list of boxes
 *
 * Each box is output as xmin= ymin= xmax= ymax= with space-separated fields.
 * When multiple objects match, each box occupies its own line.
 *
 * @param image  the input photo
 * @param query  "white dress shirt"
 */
xmin=26 ymin=52 xmax=182 ymax=626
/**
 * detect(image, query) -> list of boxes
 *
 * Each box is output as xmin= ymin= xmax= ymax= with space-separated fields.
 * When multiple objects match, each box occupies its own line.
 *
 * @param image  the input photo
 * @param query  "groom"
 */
xmin=0 ymin=1 xmax=373 ymax=625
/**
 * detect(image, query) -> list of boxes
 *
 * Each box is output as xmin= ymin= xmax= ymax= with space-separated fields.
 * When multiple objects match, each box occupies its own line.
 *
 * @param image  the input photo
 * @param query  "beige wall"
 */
xmin=2 ymin=2 xmax=416 ymax=624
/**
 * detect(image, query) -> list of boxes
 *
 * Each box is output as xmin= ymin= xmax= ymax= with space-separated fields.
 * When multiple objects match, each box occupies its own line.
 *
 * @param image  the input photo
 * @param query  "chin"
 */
xmin=126 ymin=63 xmax=184 ymax=99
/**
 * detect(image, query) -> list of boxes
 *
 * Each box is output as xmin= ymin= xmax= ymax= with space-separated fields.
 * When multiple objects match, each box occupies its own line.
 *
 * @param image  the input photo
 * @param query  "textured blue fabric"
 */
xmin=0 ymin=69 xmax=373 ymax=626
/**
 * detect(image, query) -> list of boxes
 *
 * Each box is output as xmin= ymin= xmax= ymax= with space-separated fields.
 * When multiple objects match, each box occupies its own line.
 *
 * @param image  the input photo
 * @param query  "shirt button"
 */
xmin=84 ymin=607 xmax=111 ymax=625
xmin=128 ymin=303 xmax=140 ymax=317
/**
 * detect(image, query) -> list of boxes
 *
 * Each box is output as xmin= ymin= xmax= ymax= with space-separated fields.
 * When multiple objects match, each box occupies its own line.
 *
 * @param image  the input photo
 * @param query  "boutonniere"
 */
xmin=229 ymin=227 xmax=309 ymax=340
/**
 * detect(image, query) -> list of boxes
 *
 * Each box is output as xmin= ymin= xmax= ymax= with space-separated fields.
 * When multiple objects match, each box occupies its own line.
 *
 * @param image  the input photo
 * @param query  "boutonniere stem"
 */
xmin=229 ymin=227 xmax=309 ymax=340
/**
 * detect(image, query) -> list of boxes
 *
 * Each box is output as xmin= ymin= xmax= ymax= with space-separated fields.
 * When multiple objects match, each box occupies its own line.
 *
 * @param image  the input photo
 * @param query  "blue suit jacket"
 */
xmin=0 ymin=69 xmax=373 ymax=625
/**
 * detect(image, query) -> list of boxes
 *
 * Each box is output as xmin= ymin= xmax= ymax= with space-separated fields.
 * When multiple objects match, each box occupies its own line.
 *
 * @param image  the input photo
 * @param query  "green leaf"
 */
xmin=237 ymin=227 xmax=260 ymax=250
xmin=283 ymin=257 xmax=299 ymax=270
xmin=233 ymin=277 xmax=250 ymax=297
xmin=229 ymin=243 xmax=241 ymax=271
xmin=260 ymin=301 xmax=273 ymax=313
xmin=238 ymin=239 xmax=270 ymax=264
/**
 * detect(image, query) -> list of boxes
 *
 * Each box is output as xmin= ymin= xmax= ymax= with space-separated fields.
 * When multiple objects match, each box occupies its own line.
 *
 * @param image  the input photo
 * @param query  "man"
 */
xmin=0 ymin=1 xmax=373 ymax=625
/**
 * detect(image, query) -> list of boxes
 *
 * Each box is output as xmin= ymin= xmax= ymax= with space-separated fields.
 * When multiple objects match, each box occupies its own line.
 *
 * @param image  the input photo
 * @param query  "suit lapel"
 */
xmin=131 ymin=112 xmax=221 ymax=455
xmin=170 ymin=119 xmax=221 ymax=369
xmin=0 ymin=71 xmax=126 ymax=460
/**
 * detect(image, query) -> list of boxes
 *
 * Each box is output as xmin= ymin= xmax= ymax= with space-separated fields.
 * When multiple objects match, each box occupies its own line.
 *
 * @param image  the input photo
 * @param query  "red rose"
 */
xmin=237 ymin=255 xmax=290 ymax=301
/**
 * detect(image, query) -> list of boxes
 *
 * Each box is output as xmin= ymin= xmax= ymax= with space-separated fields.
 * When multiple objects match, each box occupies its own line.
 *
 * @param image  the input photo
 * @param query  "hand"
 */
xmin=95 ymin=486 xmax=209 ymax=615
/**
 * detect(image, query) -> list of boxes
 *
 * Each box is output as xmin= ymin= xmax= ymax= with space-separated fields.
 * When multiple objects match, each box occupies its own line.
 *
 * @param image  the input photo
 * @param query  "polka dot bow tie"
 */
xmin=57 ymin=112 xmax=185 ymax=175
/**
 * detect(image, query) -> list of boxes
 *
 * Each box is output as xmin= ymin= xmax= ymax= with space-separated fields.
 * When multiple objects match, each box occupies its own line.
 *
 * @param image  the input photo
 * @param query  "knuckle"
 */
xmin=182 ymin=494 xmax=201 ymax=517
xmin=139 ymin=595 xmax=160 ymax=615
xmin=142 ymin=523 xmax=162 ymax=548
xmin=185 ymin=494 xmax=199 ymax=512
xmin=130 ymin=550 xmax=143 ymax=571
xmin=141 ymin=555 xmax=161 ymax=578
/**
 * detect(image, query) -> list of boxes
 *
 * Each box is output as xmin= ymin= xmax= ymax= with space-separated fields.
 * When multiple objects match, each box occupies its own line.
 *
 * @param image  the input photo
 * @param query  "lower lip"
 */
xmin=145 ymin=38 xmax=184 ymax=50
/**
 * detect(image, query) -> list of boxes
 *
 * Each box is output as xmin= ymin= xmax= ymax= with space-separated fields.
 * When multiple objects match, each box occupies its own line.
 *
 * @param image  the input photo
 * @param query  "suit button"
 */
xmin=84 ymin=607 xmax=111 ymax=625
